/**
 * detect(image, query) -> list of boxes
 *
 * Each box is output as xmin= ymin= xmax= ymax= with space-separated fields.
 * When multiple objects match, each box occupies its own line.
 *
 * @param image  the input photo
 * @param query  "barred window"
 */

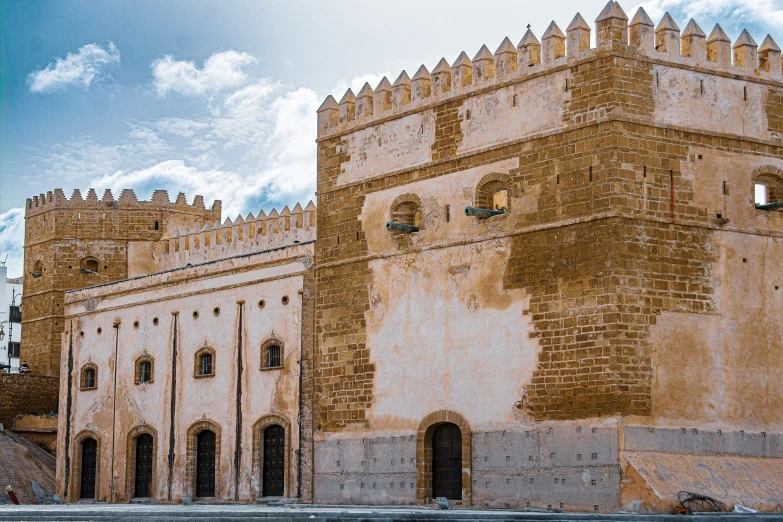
xmin=80 ymin=365 xmax=97 ymax=390
xmin=266 ymin=345 xmax=281 ymax=368
xmin=139 ymin=361 xmax=152 ymax=383
xmin=200 ymin=353 xmax=213 ymax=376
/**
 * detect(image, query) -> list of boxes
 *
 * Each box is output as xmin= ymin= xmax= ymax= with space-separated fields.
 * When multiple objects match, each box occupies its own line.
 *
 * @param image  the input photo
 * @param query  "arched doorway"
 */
xmin=80 ymin=438 xmax=97 ymax=499
xmin=432 ymin=423 xmax=462 ymax=499
xmin=134 ymin=434 xmax=153 ymax=497
xmin=196 ymin=430 xmax=216 ymax=497
xmin=262 ymin=425 xmax=285 ymax=496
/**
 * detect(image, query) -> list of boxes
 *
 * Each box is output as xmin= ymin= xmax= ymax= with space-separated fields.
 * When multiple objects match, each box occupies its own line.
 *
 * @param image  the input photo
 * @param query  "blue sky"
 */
xmin=1 ymin=0 xmax=782 ymax=277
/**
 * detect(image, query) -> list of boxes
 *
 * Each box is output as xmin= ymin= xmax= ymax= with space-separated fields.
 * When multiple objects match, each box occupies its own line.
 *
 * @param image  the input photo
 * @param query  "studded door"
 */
xmin=79 ymin=438 xmax=97 ymax=499
xmin=262 ymin=425 xmax=285 ymax=497
xmin=432 ymin=423 xmax=462 ymax=500
xmin=195 ymin=430 xmax=216 ymax=497
xmin=134 ymin=434 xmax=153 ymax=497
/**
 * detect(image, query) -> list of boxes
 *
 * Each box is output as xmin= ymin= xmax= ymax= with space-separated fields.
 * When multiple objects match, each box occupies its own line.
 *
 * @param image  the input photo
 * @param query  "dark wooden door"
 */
xmin=432 ymin=423 xmax=462 ymax=499
xmin=79 ymin=438 xmax=97 ymax=499
xmin=196 ymin=430 xmax=216 ymax=497
xmin=134 ymin=434 xmax=153 ymax=497
xmin=262 ymin=425 xmax=285 ymax=497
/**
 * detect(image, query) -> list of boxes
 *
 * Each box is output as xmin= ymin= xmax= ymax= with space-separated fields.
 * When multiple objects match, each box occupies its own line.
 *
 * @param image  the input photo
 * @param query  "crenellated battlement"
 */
xmin=317 ymin=0 xmax=783 ymax=138
xmin=25 ymin=188 xmax=222 ymax=218
xmin=156 ymin=200 xmax=316 ymax=270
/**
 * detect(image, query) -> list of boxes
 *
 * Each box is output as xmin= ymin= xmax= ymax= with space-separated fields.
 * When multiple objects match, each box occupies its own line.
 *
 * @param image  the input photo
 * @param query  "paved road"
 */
xmin=0 ymin=504 xmax=779 ymax=522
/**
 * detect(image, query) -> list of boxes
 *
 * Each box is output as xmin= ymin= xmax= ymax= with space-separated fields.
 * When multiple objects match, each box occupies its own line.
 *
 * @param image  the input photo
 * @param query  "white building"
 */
xmin=0 ymin=263 xmax=22 ymax=373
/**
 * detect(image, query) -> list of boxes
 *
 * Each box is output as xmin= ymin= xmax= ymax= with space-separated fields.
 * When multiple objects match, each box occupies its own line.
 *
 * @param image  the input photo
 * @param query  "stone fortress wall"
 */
xmin=311 ymin=0 xmax=783 ymax=511
xmin=24 ymin=0 xmax=783 ymax=513
xmin=22 ymin=189 xmax=221 ymax=376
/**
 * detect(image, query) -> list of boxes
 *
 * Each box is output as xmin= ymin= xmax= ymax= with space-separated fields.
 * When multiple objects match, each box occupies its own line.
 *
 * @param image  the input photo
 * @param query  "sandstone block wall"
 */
xmin=0 ymin=374 xmax=59 ymax=429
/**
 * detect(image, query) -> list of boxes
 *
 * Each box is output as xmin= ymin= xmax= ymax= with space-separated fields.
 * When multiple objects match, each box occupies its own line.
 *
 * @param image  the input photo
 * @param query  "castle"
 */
xmin=22 ymin=1 xmax=783 ymax=512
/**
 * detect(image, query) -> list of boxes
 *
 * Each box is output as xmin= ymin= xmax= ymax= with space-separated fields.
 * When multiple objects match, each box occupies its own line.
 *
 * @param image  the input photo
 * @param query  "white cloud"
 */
xmin=28 ymin=42 xmax=120 ymax=93
xmin=0 ymin=208 xmax=25 ymax=278
xmin=151 ymin=50 xmax=256 ymax=97
xmin=633 ymin=0 xmax=783 ymax=32
xmin=30 ymin=57 xmax=390 ymax=226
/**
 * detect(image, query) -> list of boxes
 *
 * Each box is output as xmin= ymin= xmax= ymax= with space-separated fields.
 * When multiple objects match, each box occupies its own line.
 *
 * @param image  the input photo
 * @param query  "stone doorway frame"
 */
xmin=415 ymin=410 xmax=472 ymax=505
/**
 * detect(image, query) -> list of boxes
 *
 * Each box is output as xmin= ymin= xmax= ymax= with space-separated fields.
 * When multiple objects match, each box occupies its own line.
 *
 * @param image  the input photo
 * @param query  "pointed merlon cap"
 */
xmin=432 ymin=57 xmax=451 ymax=74
xmin=375 ymin=76 xmax=392 ymax=92
xmin=151 ymin=189 xmax=170 ymax=203
xmin=629 ymin=7 xmax=654 ymax=27
xmin=357 ymin=82 xmax=374 ymax=98
xmin=305 ymin=200 xmax=316 ymax=211
xmin=682 ymin=19 xmax=705 ymax=38
xmin=257 ymin=210 xmax=267 ymax=220
xmin=473 ymin=44 xmax=494 ymax=62
xmin=518 ymin=29 xmax=541 ymax=48
xmin=175 ymin=192 xmax=187 ymax=205
xmin=567 ymin=13 xmax=590 ymax=32
xmin=246 ymin=211 xmax=256 ymax=222
xmin=495 ymin=37 xmax=517 ymax=55
xmin=760 ymin=35 xmax=781 ymax=53
xmin=281 ymin=205 xmax=291 ymax=216
xmin=86 ymin=188 xmax=99 ymax=201
xmin=292 ymin=202 xmax=304 ymax=213
xmin=71 ymin=189 xmax=84 ymax=201
xmin=412 ymin=64 xmax=431 ymax=80
xmin=101 ymin=189 xmax=114 ymax=202
xmin=733 ymin=29 xmax=758 ymax=48
xmin=234 ymin=214 xmax=245 ymax=224
xmin=339 ymin=88 xmax=356 ymax=104
xmin=192 ymin=195 xmax=205 ymax=209
xmin=707 ymin=24 xmax=730 ymax=43
xmin=268 ymin=208 xmax=279 ymax=218
xmin=317 ymin=95 xmax=338 ymax=112
xmin=543 ymin=21 xmax=566 ymax=40
xmin=656 ymin=12 xmax=680 ymax=32
xmin=119 ymin=189 xmax=138 ymax=202
xmin=393 ymin=70 xmax=411 ymax=86
xmin=596 ymin=0 xmax=628 ymax=22
xmin=452 ymin=51 xmax=472 ymax=67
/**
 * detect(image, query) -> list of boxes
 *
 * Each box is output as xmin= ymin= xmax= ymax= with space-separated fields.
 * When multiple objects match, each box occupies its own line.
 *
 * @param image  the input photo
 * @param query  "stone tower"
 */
xmin=21 ymin=188 xmax=220 ymax=376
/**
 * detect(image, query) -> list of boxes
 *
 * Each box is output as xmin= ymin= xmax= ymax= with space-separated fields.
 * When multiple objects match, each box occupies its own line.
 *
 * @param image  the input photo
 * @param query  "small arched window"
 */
xmin=260 ymin=337 xmax=284 ymax=371
xmin=194 ymin=345 xmax=215 ymax=378
xmin=80 ymin=364 xmax=98 ymax=390
xmin=751 ymin=165 xmax=783 ymax=211
xmin=81 ymin=257 xmax=100 ymax=274
xmin=135 ymin=355 xmax=154 ymax=385
xmin=474 ymin=173 xmax=512 ymax=215
xmin=154 ymin=221 xmax=159 ymax=231
xmin=32 ymin=260 xmax=43 ymax=277
xmin=388 ymin=193 xmax=424 ymax=234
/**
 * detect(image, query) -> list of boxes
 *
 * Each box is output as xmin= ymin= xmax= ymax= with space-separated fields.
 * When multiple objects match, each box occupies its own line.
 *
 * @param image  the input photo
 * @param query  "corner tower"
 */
xmin=21 ymin=188 xmax=220 ymax=376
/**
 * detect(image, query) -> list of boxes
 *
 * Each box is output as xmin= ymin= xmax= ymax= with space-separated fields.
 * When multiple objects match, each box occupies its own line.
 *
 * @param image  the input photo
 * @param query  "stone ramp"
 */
xmin=621 ymin=451 xmax=783 ymax=513
xmin=0 ymin=505 xmax=780 ymax=522
xmin=0 ymin=431 xmax=57 ymax=505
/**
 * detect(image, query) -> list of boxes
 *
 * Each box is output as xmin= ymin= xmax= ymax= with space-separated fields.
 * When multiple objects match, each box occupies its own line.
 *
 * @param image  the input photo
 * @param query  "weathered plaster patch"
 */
xmin=649 ymin=231 xmax=783 ymax=431
xmin=336 ymin=111 xmax=435 ymax=186
xmin=457 ymin=72 xmax=569 ymax=154
xmin=654 ymin=66 xmax=768 ymax=140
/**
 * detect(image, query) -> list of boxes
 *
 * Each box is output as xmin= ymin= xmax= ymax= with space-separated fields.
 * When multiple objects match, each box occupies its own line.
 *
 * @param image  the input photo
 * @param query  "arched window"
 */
xmin=194 ymin=345 xmax=215 ymax=378
xmin=81 ymin=257 xmax=100 ymax=274
xmin=135 ymin=355 xmax=154 ymax=385
xmin=32 ymin=260 xmax=43 ymax=276
xmin=751 ymin=165 xmax=783 ymax=211
xmin=80 ymin=363 xmax=98 ymax=390
xmin=388 ymin=193 xmax=424 ymax=234
xmin=474 ymin=172 xmax=512 ymax=215
xmin=260 ymin=336 xmax=284 ymax=371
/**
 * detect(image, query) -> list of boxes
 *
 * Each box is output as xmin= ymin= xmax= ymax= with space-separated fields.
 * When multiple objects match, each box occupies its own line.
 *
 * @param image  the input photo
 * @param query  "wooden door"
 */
xmin=262 ymin=425 xmax=285 ymax=497
xmin=432 ymin=423 xmax=462 ymax=499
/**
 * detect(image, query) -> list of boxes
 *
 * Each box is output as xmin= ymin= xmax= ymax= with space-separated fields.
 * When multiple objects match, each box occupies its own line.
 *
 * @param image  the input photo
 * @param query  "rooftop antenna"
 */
xmin=0 ymin=255 xmax=7 ymax=267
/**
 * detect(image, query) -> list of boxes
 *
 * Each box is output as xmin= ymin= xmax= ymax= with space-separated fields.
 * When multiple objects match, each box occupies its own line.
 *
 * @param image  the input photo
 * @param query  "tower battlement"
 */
xmin=157 ymin=201 xmax=316 ymax=269
xmin=317 ymin=0 xmax=783 ymax=139
xmin=25 ymin=188 xmax=221 ymax=219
